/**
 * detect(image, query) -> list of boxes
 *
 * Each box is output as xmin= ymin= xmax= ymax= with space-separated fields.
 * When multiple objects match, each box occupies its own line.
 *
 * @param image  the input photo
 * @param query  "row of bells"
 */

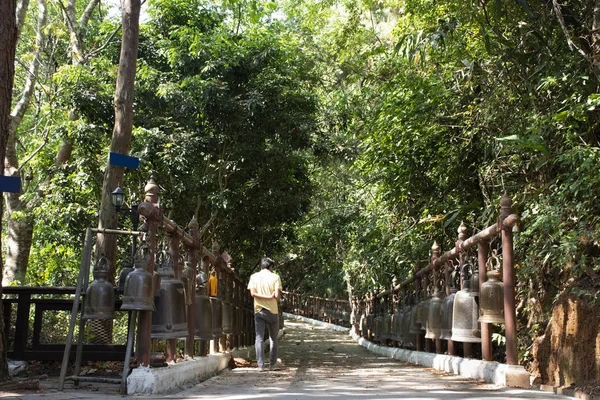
xmin=83 ymin=256 xmax=254 ymax=341
xmin=362 ymin=269 xmax=505 ymax=345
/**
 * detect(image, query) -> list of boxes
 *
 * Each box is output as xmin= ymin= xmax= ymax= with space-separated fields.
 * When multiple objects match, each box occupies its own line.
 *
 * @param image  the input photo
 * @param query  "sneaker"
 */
xmin=270 ymin=359 xmax=283 ymax=371
xmin=257 ymin=367 xmax=265 ymax=372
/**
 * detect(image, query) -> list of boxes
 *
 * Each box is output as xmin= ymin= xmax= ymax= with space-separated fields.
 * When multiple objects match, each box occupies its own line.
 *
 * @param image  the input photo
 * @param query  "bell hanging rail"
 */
xmin=58 ymin=227 xmax=144 ymax=395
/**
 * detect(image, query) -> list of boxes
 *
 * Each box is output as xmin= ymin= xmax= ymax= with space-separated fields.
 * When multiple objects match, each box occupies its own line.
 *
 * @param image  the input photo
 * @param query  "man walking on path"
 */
xmin=248 ymin=257 xmax=283 ymax=371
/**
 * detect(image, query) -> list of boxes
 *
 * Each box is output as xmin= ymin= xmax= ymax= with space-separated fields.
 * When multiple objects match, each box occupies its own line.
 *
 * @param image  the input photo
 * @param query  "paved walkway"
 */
xmin=1 ymin=320 xmax=576 ymax=400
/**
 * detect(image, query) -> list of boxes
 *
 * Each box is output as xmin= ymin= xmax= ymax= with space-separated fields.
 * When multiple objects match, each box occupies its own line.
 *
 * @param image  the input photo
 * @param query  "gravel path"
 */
xmin=166 ymin=319 xmax=574 ymax=400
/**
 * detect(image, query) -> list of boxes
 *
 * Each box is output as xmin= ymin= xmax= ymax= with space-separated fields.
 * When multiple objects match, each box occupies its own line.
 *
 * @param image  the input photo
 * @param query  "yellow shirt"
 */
xmin=247 ymin=269 xmax=282 ymax=314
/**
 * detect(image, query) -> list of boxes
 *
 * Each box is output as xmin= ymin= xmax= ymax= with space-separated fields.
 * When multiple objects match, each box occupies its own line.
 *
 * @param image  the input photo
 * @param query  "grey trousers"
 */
xmin=254 ymin=308 xmax=279 ymax=368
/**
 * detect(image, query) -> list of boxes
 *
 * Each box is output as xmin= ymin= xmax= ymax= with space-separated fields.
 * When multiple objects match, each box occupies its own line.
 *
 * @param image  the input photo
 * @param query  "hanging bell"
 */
xmin=451 ymin=264 xmax=481 ymax=343
xmin=180 ymin=261 xmax=195 ymax=306
xmin=117 ymin=258 xmax=133 ymax=293
xmin=417 ymin=287 xmax=431 ymax=332
xmin=151 ymin=251 xmax=188 ymax=339
xmin=83 ymin=256 xmax=115 ymax=320
xmin=425 ymin=285 xmax=443 ymax=340
xmin=195 ymin=292 xmax=213 ymax=340
xmin=469 ymin=262 xmax=480 ymax=297
xmin=195 ymin=270 xmax=213 ymax=340
xmin=383 ymin=310 xmax=392 ymax=342
xmin=409 ymin=300 xmax=422 ymax=335
xmin=440 ymin=287 xmax=457 ymax=340
xmin=440 ymin=266 xmax=459 ymax=340
xmin=402 ymin=302 xmax=416 ymax=348
xmin=373 ymin=310 xmax=383 ymax=342
xmin=479 ymin=256 xmax=504 ymax=324
xmin=222 ymin=299 xmax=234 ymax=335
xmin=121 ymin=245 xmax=154 ymax=311
xmin=210 ymin=296 xmax=223 ymax=339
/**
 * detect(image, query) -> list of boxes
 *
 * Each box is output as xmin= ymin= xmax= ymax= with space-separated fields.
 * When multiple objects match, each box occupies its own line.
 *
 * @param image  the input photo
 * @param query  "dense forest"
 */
xmin=1 ymin=0 xmax=599 ymax=388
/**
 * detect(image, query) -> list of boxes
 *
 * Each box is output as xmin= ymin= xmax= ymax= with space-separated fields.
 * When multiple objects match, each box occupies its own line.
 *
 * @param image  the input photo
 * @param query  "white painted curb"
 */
xmin=127 ymin=353 xmax=231 ymax=394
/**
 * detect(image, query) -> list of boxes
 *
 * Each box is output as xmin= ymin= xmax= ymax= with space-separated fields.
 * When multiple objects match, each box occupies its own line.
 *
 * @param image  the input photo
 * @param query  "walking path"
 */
xmin=168 ymin=319 xmax=572 ymax=400
xmin=1 ymin=319 xmax=576 ymax=400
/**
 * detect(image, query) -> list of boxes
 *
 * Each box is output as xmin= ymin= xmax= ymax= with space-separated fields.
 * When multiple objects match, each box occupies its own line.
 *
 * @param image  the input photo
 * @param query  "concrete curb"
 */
xmin=283 ymin=313 xmax=530 ymax=389
xmin=282 ymin=312 xmax=351 ymax=333
xmin=127 ymin=352 xmax=231 ymax=395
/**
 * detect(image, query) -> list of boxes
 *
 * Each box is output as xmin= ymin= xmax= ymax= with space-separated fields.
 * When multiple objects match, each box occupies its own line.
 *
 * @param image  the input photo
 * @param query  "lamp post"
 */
xmin=111 ymin=186 xmax=140 ymax=259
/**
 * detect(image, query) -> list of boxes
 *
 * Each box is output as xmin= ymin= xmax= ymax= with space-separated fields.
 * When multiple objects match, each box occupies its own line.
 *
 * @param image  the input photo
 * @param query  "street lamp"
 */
xmin=111 ymin=186 xmax=126 ymax=211
xmin=111 ymin=186 xmax=140 ymax=258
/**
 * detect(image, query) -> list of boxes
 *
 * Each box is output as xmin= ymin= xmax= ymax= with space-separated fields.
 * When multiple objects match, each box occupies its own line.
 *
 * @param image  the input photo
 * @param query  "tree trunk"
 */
xmin=2 ymin=0 xmax=46 ymax=286
xmin=96 ymin=0 xmax=140 ymax=282
xmin=0 ymin=0 xmax=19 ymax=382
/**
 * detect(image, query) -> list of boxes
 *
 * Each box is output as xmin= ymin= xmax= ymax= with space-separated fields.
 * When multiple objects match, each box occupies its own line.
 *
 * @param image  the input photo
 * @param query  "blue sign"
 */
xmin=109 ymin=152 xmax=139 ymax=169
xmin=0 ymin=176 xmax=21 ymax=193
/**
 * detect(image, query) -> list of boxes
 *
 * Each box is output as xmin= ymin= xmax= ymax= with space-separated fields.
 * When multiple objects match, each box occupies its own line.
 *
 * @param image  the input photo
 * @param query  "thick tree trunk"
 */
xmin=0 ymin=0 xmax=19 ymax=383
xmin=2 ymin=0 xmax=47 ymax=286
xmin=96 ymin=0 xmax=140 ymax=282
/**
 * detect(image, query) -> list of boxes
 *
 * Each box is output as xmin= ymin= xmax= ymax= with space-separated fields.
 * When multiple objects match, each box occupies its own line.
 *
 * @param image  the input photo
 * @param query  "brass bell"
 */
xmin=117 ymin=258 xmax=133 ymax=293
xmin=417 ymin=287 xmax=431 ymax=332
xmin=383 ymin=309 xmax=392 ymax=342
xmin=180 ymin=261 xmax=195 ymax=306
xmin=121 ymin=245 xmax=154 ymax=311
xmin=409 ymin=301 xmax=422 ymax=335
xmin=479 ymin=255 xmax=504 ymax=324
xmin=374 ymin=310 xmax=383 ymax=342
xmin=222 ymin=299 xmax=234 ymax=335
xmin=195 ymin=293 xmax=213 ymax=340
xmin=451 ymin=264 xmax=481 ymax=343
xmin=441 ymin=264 xmax=459 ymax=340
xmin=194 ymin=270 xmax=212 ymax=340
xmin=469 ymin=262 xmax=480 ymax=297
xmin=151 ymin=250 xmax=188 ymax=339
xmin=402 ymin=303 xmax=416 ymax=348
xmin=83 ymin=256 xmax=115 ymax=320
xmin=425 ymin=284 xmax=443 ymax=340
xmin=210 ymin=296 xmax=223 ymax=339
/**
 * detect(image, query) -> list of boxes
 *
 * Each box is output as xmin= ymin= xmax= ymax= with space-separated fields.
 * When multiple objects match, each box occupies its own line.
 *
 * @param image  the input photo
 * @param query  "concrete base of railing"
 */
xmin=127 ymin=353 xmax=231 ymax=394
xmin=127 ymin=330 xmax=284 ymax=394
xmin=283 ymin=312 xmax=530 ymax=388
